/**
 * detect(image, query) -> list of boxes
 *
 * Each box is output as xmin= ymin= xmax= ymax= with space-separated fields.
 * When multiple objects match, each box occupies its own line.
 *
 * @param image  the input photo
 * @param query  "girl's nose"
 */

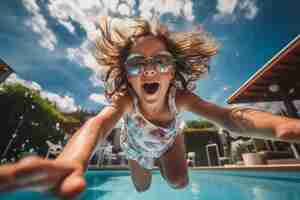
xmin=143 ymin=66 xmax=157 ymax=77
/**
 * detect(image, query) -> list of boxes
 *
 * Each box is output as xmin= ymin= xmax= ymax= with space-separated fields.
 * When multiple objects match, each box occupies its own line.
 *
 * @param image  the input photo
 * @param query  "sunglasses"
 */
xmin=124 ymin=51 xmax=175 ymax=76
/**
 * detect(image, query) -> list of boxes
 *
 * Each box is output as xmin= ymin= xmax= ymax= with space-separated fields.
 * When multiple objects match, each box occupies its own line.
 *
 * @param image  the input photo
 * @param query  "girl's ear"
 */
xmin=171 ymin=68 xmax=176 ymax=78
xmin=169 ymin=70 xmax=176 ymax=85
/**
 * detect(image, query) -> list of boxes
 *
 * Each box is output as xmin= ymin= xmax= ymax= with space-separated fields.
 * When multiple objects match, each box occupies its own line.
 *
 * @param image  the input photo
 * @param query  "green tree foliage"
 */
xmin=185 ymin=119 xmax=215 ymax=129
xmin=0 ymin=84 xmax=80 ymax=163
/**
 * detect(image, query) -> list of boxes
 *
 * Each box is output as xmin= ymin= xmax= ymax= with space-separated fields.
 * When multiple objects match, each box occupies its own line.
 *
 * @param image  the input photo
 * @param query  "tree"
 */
xmin=185 ymin=119 xmax=215 ymax=129
xmin=0 ymin=83 xmax=79 ymax=163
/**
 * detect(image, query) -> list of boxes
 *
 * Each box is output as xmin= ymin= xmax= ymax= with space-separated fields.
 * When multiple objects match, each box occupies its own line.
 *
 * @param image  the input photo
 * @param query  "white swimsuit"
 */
xmin=120 ymin=86 xmax=185 ymax=169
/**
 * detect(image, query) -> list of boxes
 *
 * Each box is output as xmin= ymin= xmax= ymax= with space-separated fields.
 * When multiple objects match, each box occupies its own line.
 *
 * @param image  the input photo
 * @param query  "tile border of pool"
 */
xmin=193 ymin=164 xmax=300 ymax=171
xmin=89 ymin=164 xmax=300 ymax=171
xmin=88 ymin=165 xmax=300 ymax=182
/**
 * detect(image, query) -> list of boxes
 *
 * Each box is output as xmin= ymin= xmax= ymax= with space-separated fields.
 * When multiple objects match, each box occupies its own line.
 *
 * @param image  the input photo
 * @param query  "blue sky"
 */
xmin=1 ymin=0 xmax=299 ymax=120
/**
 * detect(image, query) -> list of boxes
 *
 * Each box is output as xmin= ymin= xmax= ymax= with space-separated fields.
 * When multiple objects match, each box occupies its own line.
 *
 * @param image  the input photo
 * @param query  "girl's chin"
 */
xmin=141 ymin=91 xmax=161 ymax=103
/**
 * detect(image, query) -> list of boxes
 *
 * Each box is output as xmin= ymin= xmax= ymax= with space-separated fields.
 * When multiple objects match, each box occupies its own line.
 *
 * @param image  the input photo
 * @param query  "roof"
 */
xmin=227 ymin=35 xmax=300 ymax=104
xmin=0 ymin=58 xmax=14 ymax=83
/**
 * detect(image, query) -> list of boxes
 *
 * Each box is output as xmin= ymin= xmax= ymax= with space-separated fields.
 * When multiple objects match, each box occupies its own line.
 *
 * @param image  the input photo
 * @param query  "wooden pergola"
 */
xmin=0 ymin=58 xmax=14 ymax=83
xmin=227 ymin=35 xmax=300 ymax=118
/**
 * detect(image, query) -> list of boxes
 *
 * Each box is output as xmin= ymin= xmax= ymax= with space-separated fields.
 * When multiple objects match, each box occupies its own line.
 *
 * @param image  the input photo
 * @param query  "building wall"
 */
xmin=184 ymin=130 xmax=222 ymax=166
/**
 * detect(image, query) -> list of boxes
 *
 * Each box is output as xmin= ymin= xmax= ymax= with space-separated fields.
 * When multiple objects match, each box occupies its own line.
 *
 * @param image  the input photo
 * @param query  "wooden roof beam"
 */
xmin=262 ymin=74 xmax=300 ymax=82
xmin=275 ymin=63 xmax=299 ymax=69
xmin=286 ymin=53 xmax=300 ymax=60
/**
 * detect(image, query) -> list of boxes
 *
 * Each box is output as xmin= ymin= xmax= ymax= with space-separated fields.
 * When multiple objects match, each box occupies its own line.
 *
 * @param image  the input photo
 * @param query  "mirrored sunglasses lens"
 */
xmin=159 ymin=65 xmax=169 ymax=72
xmin=153 ymin=58 xmax=173 ymax=72
xmin=127 ymin=67 xmax=140 ymax=76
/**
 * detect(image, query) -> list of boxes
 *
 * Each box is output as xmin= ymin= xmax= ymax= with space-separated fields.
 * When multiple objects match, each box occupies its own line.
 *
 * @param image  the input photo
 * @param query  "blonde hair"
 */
xmin=94 ymin=17 xmax=219 ymax=101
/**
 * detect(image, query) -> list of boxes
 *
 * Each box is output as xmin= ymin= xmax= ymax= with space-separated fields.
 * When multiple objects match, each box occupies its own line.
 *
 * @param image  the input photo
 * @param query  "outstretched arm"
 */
xmin=177 ymin=91 xmax=300 ymax=142
xmin=57 ymin=93 xmax=132 ymax=168
xmin=0 ymin=93 xmax=132 ymax=198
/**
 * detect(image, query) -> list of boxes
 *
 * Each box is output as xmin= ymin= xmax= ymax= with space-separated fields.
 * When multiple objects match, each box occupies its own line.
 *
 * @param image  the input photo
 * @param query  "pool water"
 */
xmin=1 ymin=170 xmax=300 ymax=200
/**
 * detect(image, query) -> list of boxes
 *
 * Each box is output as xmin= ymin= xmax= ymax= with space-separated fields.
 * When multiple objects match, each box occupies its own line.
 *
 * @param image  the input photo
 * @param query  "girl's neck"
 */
xmin=139 ymin=96 xmax=169 ymax=117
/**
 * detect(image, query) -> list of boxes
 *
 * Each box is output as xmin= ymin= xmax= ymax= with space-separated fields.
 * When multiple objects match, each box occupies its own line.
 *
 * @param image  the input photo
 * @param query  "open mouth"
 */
xmin=143 ymin=83 xmax=160 ymax=94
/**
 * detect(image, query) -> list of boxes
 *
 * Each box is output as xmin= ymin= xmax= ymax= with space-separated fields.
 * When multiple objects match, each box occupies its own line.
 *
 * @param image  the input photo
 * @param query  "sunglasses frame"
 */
xmin=124 ymin=51 xmax=176 ymax=76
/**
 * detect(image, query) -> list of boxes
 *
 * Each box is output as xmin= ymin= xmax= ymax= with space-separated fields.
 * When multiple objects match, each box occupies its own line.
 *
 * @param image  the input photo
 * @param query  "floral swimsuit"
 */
xmin=120 ymin=86 xmax=185 ymax=169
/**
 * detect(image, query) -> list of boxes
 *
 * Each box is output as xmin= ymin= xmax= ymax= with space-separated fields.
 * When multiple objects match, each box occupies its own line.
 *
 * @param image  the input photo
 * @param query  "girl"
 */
xmin=1 ymin=17 xmax=300 ymax=199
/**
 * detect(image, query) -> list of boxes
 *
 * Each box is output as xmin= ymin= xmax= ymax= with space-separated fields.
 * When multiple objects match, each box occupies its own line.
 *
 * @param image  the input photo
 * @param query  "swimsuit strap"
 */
xmin=127 ymin=87 xmax=139 ymax=114
xmin=168 ymin=85 xmax=178 ymax=116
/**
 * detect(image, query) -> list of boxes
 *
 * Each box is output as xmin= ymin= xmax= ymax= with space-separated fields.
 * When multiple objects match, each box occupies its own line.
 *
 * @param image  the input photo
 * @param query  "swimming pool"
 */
xmin=1 ymin=167 xmax=300 ymax=200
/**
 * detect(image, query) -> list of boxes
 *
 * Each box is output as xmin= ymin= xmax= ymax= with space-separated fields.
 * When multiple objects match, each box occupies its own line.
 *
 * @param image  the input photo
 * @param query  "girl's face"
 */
xmin=125 ymin=35 xmax=175 ymax=105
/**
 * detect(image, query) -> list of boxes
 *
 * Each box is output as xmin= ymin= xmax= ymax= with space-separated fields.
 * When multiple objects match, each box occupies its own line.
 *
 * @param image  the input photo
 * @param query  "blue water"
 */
xmin=1 ymin=170 xmax=300 ymax=200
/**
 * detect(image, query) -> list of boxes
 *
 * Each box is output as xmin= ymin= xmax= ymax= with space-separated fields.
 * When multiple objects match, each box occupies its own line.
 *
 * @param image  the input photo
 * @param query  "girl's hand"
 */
xmin=0 ymin=156 xmax=86 ymax=199
xmin=275 ymin=120 xmax=300 ymax=140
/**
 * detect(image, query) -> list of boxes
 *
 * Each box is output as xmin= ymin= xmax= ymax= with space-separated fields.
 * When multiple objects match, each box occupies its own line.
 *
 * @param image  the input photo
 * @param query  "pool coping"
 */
xmin=193 ymin=164 xmax=300 ymax=171
xmin=88 ymin=164 xmax=300 ymax=171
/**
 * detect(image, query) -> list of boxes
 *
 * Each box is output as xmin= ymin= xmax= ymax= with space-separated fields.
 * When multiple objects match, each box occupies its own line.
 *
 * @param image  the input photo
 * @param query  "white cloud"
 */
xmin=47 ymin=0 xmax=99 ymax=39
xmin=5 ymin=74 xmax=78 ymax=113
xmin=239 ymin=0 xmax=258 ymax=20
xmin=213 ymin=0 xmax=259 ymax=23
xmin=118 ymin=3 xmax=132 ymax=16
xmin=58 ymin=20 xmax=75 ymax=34
xmin=89 ymin=71 xmax=104 ymax=87
xmin=139 ymin=0 xmax=195 ymax=21
xmin=46 ymin=0 xmax=196 ymax=63
xmin=40 ymin=91 xmax=78 ymax=113
xmin=21 ymin=0 xmax=198 ymax=88
xmin=66 ymin=40 xmax=99 ymax=71
xmin=89 ymin=93 xmax=108 ymax=105
xmin=22 ymin=0 xmax=57 ymax=51
xmin=47 ymin=0 xmax=135 ymax=40
xmin=5 ymin=73 xmax=42 ymax=91
xmin=216 ymin=0 xmax=238 ymax=14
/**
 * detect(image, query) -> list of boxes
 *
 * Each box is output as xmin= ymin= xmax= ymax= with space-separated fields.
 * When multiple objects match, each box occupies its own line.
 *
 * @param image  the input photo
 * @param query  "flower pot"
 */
xmin=242 ymin=153 xmax=266 ymax=166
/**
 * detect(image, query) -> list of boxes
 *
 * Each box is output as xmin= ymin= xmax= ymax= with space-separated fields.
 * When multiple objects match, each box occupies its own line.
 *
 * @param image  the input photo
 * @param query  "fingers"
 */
xmin=56 ymin=173 xmax=86 ymax=199
xmin=0 ymin=156 xmax=86 ymax=199
xmin=0 ymin=163 xmax=18 ymax=192
xmin=0 ymin=163 xmax=17 ymax=181
xmin=0 ymin=156 xmax=72 ymax=192
xmin=0 ymin=156 xmax=53 ymax=192
xmin=16 ymin=156 xmax=74 ymax=172
xmin=16 ymin=156 xmax=86 ymax=199
xmin=275 ymin=122 xmax=300 ymax=140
